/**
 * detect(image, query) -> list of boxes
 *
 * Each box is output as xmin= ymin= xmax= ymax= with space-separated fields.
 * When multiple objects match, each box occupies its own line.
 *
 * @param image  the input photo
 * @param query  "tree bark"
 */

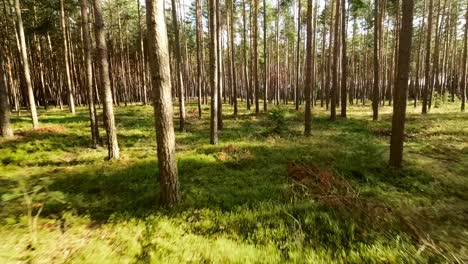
xmin=0 ymin=54 xmax=13 ymax=137
xmin=170 ymin=0 xmax=186 ymax=131
xmin=422 ymin=0 xmax=433 ymax=114
xmin=209 ymin=0 xmax=218 ymax=144
xmin=61 ymin=0 xmax=76 ymax=114
xmin=340 ymin=0 xmax=347 ymax=118
xmin=93 ymin=0 xmax=120 ymax=160
xmin=390 ymin=0 xmax=414 ymax=168
xmin=81 ymin=0 xmax=99 ymax=148
xmin=304 ymin=0 xmax=313 ymax=136
xmin=15 ymin=0 xmax=38 ymax=128
xmin=331 ymin=0 xmax=340 ymax=121
xmin=461 ymin=0 xmax=467 ymax=112
xmin=146 ymin=0 xmax=181 ymax=207
xmin=372 ymin=0 xmax=380 ymax=120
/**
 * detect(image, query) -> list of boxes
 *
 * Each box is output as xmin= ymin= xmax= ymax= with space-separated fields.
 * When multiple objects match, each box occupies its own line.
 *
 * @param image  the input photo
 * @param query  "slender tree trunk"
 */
xmin=390 ymin=0 xmax=414 ymax=168
xmin=61 ymin=0 xmax=76 ymax=114
xmin=304 ymin=0 xmax=313 ymax=136
xmin=295 ymin=0 xmax=301 ymax=111
xmin=209 ymin=0 xmax=218 ymax=144
xmin=461 ymin=0 xmax=467 ymax=112
xmin=137 ymin=0 xmax=147 ymax=105
xmin=422 ymin=0 xmax=433 ymax=114
xmin=242 ymin=0 xmax=250 ymax=110
xmin=93 ymin=0 xmax=119 ymax=160
xmin=331 ymin=0 xmax=340 ymax=121
xmin=229 ymin=0 xmax=238 ymax=117
xmin=372 ymin=0 xmax=380 ymax=120
xmin=253 ymin=0 xmax=259 ymax=114
xmin=146 ymin=0 xmax=180 ymax=207
xmin=263 ymin=0 xmax=268 ymax=112
xmin=340 ymin=0 xmax=347 ymax=118
xmin=195 ymin=0 xmax=204 ymax=118
xmin=81 ymin=0 xmax=99 ymax=147
xmin=15 ymin=0 xmax=38 ymax=128
xmin=0 ymin=54 xmax=13 ymax=137
xmin=170 ymin=0 xmax=186 ymax=131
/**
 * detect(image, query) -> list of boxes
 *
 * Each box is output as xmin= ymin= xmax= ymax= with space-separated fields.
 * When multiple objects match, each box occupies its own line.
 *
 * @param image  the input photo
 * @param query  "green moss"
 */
xmin=0 ymin=102 xmax=466 ymax=263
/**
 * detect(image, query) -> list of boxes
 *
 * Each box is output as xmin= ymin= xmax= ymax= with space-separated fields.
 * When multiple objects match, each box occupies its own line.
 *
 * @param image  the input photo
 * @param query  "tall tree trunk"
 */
xmin=209 ymin=0 xmax=218 ymax=144
xmin=263 ymin=0 xmax=268 ymax=112
xmin=422 ymin=0 xmax=433 ymax=114
xmin=137 ymin=0 xmax=147 ymax=105
xmin=0 ymin=54 xmax=13 ymax=137
xmin=253 ymin=0 xmax=259 ymax=114
xmin=15 ymin=0 xmax=38 ymax=128
xmin=229 ymin=0 xmax=238 ymax=117
xmin=372 ymin=0 xmax=380 ymax=120
xmin=61 ymin=0 xmax=76 ymax=114
xmin=304 ymin=0 xmax=313 ymax=136
xmin=146 ymin=0 xmax=181 ymax=207
xmin=170 ymin=0 xmax=186 ymax=131
xmin=81 ymin=0 xmax=99 ymax=148
xmin=461 ymin=0 xmax=467 ymax=112
xmin=295 ymin=0 xmax=301 ymax=111
xmin=340 ymin=0 xmax=347 ymax=118
xmin=93 ymin=0 xmax=119 ymax=160
xmin=195 ymin=0 xmax=204 ymax=118
xmin=390 ymin=0 xmax=414 ymax=168
xmin=242 ymin=0 xmax=250 ymax=110
xmin=331 ymin=0 xmax=340 ymax=121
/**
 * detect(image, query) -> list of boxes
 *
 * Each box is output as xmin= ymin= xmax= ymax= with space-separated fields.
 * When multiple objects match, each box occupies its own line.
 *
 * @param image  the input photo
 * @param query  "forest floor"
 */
xmin=0 ymin=101 xmax=467 ymax=263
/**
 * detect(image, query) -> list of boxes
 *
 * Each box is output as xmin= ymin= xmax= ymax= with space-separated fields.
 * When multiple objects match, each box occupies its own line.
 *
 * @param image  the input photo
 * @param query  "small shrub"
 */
xmin=268 ymin=107 xmax=288 ymax=134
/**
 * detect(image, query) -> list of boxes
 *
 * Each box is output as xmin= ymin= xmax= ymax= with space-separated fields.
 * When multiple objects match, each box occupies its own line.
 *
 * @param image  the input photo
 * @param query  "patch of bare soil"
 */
xmin=20 ymin=126 xmax=66 ymax=136
xmin=217 ymin=145 xmax=253 ymax=165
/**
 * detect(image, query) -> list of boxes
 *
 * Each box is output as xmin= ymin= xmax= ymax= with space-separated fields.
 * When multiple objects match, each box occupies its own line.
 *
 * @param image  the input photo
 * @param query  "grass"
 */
xmin=0 ymin=100 xmax=467 ymax=263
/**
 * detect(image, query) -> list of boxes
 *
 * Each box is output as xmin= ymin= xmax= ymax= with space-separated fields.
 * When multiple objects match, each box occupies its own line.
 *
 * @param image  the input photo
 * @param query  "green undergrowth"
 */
xmin=0 ymin=101 xmax=466 ymax=263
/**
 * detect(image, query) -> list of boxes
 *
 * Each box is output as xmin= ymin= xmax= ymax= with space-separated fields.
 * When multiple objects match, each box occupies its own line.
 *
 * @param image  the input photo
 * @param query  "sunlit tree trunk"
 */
xmin=170 ymin=0 xmax=186 ymax=131
xmin=80 ymin=0 xmax=99 ymax=148
xmin=461 ymin=0 xmax=467 ymax=112
xmin=146 ymin=0 xmax=180 ymax=207
xmin=15 ymin=0 xmax=38 ymax=128
xmin=93 ymin=0 xmax=119 ymax=160
xmin=210 ymin=0 xmax=218 ymax=144
xmin=61 ymin=0 xmax=76 ymax=114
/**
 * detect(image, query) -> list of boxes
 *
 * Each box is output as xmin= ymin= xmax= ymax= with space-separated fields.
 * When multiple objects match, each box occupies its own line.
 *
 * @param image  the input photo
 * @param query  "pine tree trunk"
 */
xmin=61 ymin=0 xmax=76 ymax=114
xmin=372 ymin=0 xmax=380 ymax=120
xmin=422 ymin=0 xmax=433 ymax=114
xmin=146 ymin=0 xmax=181 ymax=207
xmin=253 ymin=0 xmax=259 ymax=114
xmin=195 ymin=0 xmax=204 ymax=118
xmin=331 ymin=0 xmax=340 ymax=121
xmin=209 ymin=0 xmax=218 ymax=144
xmin=15 ymin=0 xmax=38 ymax=129
xmin=0 ymin=54 xmax=13 ymax=137
xmin=461 ymin=0 xmax=467 ymax=112
xmin=170 ymin=0 xmax=186 ymax=131
xmin=80 ymin=0 xmax=99 ymax=148
xmin=340 ymin=0 xmax=347 ymax=118
xmin=93 ymin=0 xmax=119 ymax=160
xmin=390 ymin=0 xmax=414 ymax=168
xmin=304 ymin=0 xmax=313 ymax=136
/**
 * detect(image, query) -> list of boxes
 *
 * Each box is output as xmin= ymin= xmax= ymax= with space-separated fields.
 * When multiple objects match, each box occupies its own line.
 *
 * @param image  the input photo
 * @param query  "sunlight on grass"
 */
xmin=0 ymin=102 xmax=466 ymax=263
